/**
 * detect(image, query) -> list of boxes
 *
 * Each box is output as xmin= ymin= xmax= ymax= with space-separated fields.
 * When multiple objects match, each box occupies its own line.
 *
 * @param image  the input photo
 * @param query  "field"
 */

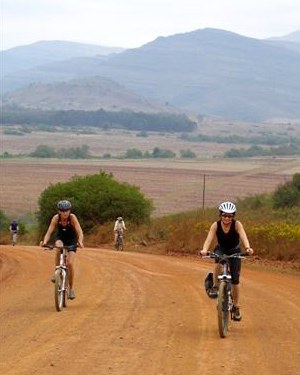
xmin=1 ymin=157 xmax=299 ymax=219
xmin=1 ymin=123 xmax=300 ymax=219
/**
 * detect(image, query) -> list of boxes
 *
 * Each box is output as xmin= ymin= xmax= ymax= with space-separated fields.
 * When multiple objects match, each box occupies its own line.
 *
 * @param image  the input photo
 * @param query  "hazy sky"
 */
xmin=1 ymin=0 xmax=299 ymax=50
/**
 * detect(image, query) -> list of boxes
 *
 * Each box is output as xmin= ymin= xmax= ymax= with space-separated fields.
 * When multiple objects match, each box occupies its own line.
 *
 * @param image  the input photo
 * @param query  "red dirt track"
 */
xmin=1 ymin=245 xmax=299 ymax=375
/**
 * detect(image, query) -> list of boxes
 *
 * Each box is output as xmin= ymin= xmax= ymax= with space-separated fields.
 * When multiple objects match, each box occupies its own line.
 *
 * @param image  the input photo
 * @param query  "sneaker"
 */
xmin=232 ymin=305 xmax=242 ymax=321
xmin=208 ymin=286 xmax=218 ymax=299
xmin=68 ymin=289 xmax=76 ymax=300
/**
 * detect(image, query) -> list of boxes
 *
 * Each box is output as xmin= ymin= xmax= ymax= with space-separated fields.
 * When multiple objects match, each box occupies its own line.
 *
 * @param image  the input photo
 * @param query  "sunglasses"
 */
xmin=59 ymin=209 xmax=70 ymax=213
xmin=221 ymin=213 xmax=234 ymax=218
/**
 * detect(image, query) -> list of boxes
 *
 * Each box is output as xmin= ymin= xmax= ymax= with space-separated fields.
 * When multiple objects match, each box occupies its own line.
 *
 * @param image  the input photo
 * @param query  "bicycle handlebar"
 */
xmin=42 ymin=244 xmax=77 ymax=251
xmin=202 ymin=252 xmax=250 ymax=259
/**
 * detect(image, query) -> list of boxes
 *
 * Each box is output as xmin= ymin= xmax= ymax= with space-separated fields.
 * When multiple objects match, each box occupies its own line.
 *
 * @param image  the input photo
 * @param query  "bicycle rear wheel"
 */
xmin=217 ymin=281 xmax=230 ymax=338
xmin=54 ymin=270 xmax=65 ymax=311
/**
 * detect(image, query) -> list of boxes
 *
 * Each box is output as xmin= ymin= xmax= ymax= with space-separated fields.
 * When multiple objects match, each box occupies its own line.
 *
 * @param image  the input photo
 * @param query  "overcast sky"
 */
xmin=1 ymin=0 xmax=299 ymax=50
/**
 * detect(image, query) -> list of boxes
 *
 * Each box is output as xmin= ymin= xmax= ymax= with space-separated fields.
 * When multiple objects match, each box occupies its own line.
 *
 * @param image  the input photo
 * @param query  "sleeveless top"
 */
xmin=56 ymin=214 xmax=77 ymax=245
xmin=216 ymin=219 xmax=240 ymax=252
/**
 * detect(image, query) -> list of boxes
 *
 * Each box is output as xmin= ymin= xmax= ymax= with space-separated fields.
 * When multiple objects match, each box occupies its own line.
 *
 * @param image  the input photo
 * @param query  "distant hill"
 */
xmin=1 ymin=40 xmax=124 ymax=77
xmin=265 ymin=30 xmax=300 ymax=54
xmin=268 ymin=30 xmax=300 ymax=43
xmin=2 ymin=29 xmax=300 ymax=121
xmin=1 ymin=76 xmax=180 ymax=113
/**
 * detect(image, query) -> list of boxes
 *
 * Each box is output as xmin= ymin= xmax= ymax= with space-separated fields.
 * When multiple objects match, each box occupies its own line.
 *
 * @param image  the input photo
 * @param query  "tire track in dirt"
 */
xmin=0 ymin=246 xmax=299 ymax=375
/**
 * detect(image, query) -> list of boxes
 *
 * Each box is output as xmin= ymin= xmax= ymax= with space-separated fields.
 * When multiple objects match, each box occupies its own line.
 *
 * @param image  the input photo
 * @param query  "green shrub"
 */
xmin=273 ymin=173 xmax=300 ymax=208
xmin=0 ymin=209 xmax=9 ymax=233
xmin=37 ymin=171 xmax=153 ymax=235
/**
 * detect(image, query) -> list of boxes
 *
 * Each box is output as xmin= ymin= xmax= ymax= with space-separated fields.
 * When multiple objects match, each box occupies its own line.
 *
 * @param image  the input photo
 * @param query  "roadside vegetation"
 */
xmin=1 ymin=173 xmax=299 ymax=264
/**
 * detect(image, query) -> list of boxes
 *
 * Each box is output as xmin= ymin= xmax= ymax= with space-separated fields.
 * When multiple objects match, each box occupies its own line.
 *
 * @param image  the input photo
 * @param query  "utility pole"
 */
xmin=202 ymin=174 xmax=206 ymax=210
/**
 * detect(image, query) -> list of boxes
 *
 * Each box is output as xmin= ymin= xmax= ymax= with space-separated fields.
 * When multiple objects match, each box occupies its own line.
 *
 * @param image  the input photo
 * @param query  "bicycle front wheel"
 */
xmin=217 ymin=281 xmax=230 ymax=338
xmin=116 ymin=237 xmax=123 ymax=251
xmin=63 ymin=269 xmax=69 ymax=307
xmin=54 ymin=270 xmax=65 ymax=312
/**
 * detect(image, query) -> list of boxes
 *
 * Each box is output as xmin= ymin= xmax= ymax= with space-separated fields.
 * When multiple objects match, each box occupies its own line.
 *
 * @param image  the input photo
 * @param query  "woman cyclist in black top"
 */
xmin=40 ymin=200 xmax=84 ymax=300
xmin=200 ymin=201 xmax=254 ymax=321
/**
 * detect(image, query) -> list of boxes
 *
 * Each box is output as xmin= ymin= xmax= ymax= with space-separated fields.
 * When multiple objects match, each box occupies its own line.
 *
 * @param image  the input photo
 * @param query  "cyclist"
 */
xmin=9 ymin=220 xmax=19 ymax=246
xmin=40 ymin=200 xmax=84 ymax=300
xmin=114 ymin=216 xmax=126 ymax=246
xmin=200 ymin=201 xmax=254 ymax=321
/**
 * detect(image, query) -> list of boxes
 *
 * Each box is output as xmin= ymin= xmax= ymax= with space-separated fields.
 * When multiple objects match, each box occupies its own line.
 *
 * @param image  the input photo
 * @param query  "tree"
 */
xmin=37 ymin=172 xmax=153 ymax=234
xmin=180 ymin=149 xmax=196 ymax=158
xmin=125 ymin=148 xmax=144 ymax=159
xmin=30 ymin=145 xmax=56 ymax=158
xmin=152 ymin=147 xmax=176 ymax=158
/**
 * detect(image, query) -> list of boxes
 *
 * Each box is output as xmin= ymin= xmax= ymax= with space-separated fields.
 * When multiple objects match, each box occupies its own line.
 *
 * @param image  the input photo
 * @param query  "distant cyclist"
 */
xmin=114 ymin=216 xmax=127 ymax=246
xmin=9 ymin=220 xmax=19 ymax=246
xmin=200 ymin=201 xmax=254 ymax=321
xmin=40 ymin=200 xmax=84 ymax=300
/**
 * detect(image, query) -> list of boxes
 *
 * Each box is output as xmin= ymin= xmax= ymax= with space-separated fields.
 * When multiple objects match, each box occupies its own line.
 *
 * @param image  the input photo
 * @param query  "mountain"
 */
xmin=1 ymin=40 xmax=124 ymax=77
xmin=265 ymin=30 xmax=300 ymax=54
xmin=2 ymin=29 xmax=300 ymax=121
xmin=1 ymin=76 xmax=179 ymax=113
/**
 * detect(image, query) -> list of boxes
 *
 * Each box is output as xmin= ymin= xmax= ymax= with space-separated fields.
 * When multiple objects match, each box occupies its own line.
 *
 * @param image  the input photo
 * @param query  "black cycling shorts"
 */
xmin=214 ymin=246 xmax=241 ymax=285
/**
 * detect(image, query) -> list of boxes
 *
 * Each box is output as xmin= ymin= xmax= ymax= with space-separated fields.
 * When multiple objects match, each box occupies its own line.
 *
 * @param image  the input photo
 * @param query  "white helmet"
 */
xmin=218 ymin=201 xmax=236 ymax=214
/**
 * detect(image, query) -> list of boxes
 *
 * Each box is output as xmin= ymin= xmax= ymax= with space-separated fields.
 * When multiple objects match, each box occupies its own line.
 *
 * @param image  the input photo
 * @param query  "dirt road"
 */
xmin=1 ymin=246 xmax=299 ymax=375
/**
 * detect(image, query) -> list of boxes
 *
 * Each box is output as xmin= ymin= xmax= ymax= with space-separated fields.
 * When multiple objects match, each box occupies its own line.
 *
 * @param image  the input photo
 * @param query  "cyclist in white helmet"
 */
xmin=200 ymin=201 xmax=254 ymax=321
xmin=40 ymin=200 xmax=84 ymax=300
xmin=114 ymin=216 xmax=127 ymax=245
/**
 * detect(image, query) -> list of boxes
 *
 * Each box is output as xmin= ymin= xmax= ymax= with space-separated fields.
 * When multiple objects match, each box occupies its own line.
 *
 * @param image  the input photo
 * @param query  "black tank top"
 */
xmin=216 ymin=220 xmax=240 ymax=251
xmin=57 ymin=214 xmax=77 ymax=245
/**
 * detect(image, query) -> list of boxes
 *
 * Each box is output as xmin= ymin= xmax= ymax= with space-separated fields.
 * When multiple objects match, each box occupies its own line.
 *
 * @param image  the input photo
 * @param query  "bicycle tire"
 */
xmin=217 ymin=281 xmax=229 ymax=338
xmin=118 ymin=237 xmax=123 ymax=251
xmin=116 ymin=236 xmax=123 ymax=251
xmin=54 ymin=270 xmax=64 ymax=312
xmin=63 ymin=270 xmax=69 ymax=308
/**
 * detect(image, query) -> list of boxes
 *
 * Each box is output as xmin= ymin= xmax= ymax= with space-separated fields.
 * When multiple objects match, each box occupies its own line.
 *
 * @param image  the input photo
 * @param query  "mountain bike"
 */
xmin=43 ymin=244 xmax=76 ymax=311
xmin=203 ymin=252 xmax=248 ymax=338
xmin=115 ymin=230 xmax=124 ymax=251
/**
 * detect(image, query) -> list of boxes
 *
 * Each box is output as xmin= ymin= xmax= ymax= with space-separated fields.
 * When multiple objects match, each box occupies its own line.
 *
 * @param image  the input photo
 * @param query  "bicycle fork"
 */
xmin=218 ymin=271 xmax=233 ymax=314
xmin=55 ymin=266 xmax=68 ymax=292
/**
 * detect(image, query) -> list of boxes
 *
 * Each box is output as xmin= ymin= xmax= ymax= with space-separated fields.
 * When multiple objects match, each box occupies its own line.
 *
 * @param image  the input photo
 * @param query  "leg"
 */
xmin=232 ymin=284 xmax=240 ymax=306
xmin=230 ymin=258 xmax=242 ymax=321
xmin=55 ymin=240 xmax=63 ymax=266
xmin=67 ymin=251 xmax=76 ymax=289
